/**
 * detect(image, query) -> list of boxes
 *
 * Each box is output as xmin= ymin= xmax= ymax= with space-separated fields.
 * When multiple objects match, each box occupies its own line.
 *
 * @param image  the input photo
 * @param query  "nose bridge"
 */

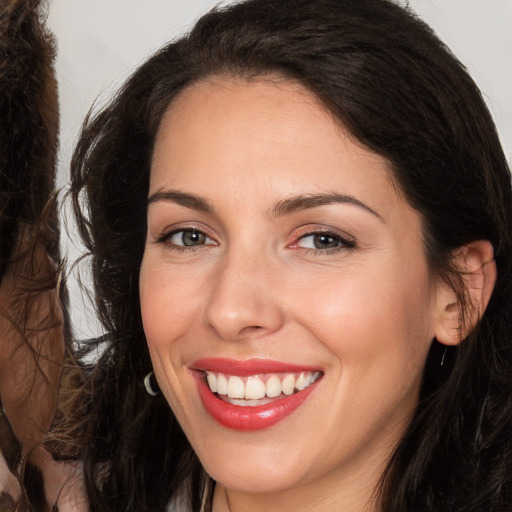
xmin=204 ymin=241 xmax=283 ymax=341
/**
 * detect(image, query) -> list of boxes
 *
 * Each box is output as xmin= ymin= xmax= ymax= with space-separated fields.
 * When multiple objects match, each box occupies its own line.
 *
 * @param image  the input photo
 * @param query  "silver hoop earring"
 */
xmin=144 ymin=371 xmax=159 ymax=396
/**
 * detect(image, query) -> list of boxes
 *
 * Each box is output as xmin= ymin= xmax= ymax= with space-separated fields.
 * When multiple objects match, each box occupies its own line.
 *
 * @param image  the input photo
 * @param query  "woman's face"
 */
xmin=140 ymin=77 xmax=446 ymax=497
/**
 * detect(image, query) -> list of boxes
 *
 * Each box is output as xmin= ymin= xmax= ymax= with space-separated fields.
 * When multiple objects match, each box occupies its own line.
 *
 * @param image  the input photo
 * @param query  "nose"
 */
xmin=204 ymin=249 xmax=285 ymax=342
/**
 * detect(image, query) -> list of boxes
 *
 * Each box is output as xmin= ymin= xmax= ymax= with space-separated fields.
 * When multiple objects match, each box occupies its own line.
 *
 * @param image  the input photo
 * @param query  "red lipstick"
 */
xmin=192 ymin=358 xmax=321 ymax=376
xmin=191 ymin=358 xmax=322 ymax=431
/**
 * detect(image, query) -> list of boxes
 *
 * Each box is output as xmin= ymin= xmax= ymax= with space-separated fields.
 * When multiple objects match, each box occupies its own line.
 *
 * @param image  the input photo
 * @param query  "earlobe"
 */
xmin=434 ymin=240 xmax=496 ymax=346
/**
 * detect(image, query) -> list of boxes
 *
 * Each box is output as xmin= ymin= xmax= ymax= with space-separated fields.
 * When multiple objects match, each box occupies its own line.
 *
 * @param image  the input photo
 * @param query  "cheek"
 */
xmin=139 ymin=259 xmax=199 ymax=415
xmin=139 ymin=258 xmax=201 ymax=353
xmin=291 ymin=260 xmax=435 ymax=374
xmin=290 ymin=266 xmax=435 ymax=445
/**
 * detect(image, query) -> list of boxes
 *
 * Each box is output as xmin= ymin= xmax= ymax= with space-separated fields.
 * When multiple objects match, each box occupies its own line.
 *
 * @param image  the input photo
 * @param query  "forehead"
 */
xmin=150 ymin=77 xmax=406 ymax=222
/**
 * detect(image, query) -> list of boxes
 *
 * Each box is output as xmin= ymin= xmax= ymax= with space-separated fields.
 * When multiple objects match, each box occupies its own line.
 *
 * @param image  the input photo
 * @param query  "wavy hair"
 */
xmin=1 ymin=0 xmax=68 ymax=509
xmin=70 ymin=0 xmax=512 ymax=510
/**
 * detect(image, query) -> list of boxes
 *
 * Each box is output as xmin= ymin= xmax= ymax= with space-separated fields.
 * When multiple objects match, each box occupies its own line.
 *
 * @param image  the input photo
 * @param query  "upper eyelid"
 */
xmin=153 ymin=222 xmax=217 ymax=239
xmin=290 ymin=224 xmax=355 ymax=242
xmin=171 ymin=228 xmax=215 ymax=238
xmin=297 ymin=229 xmax=349 ymax=239
xmin=292 ymin=233 xmax=353 ymax=248
xmin=151 ymin=222 xmax=355 ymax=247
xmin=152 ymin=228 xmax=216 ymax=250
xmin=287 ymin=225 xmax=357 ymax=252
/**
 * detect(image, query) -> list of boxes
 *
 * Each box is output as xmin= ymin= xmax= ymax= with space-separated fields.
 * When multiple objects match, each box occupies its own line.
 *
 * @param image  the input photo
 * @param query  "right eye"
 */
xmin=157 ymin=228 xmax=216 ymax=249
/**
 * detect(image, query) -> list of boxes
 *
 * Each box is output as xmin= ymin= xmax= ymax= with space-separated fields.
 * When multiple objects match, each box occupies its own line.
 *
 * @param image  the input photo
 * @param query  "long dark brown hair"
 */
xmin=70 ymin=0 xmax=512 ymax=510
xmin=1 ymin=0 xmax=67 ymax=509
xmin=0 ymin=0 xmax=59 ymax=268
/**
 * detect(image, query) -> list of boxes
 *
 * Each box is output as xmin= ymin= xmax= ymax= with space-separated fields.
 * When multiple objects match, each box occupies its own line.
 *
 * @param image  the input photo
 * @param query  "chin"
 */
xmin=210 ymin=465 xmax=306 ymax=495
xmin=196 ymin=435 xmax=314 ymax=495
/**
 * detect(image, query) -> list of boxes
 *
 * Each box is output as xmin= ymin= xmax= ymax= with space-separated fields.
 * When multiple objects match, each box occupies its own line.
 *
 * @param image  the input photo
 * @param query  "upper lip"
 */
xmin=190 ymin=358 xmax=322 ymax=376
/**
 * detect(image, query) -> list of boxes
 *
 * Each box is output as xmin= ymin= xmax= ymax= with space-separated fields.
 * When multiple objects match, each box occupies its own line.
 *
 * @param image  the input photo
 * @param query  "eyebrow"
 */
xmin=271 ymin=193 xmax=383 ymax=221
xmin=147 ymin=189 xmax=212 ymax=212
xmin=147 ymin=189 xmax=382 ymax=221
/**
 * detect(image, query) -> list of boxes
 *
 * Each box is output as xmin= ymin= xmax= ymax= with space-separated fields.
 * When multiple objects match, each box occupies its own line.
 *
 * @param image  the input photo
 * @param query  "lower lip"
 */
xmin=194 ymin=373 xmax=320 ymax=431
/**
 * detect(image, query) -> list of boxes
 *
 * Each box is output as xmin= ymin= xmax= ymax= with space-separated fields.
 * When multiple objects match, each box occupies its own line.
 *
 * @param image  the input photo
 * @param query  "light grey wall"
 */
xmin=47 ymin=1 xmax=512 ymax=339
xmin=49 ymin=0 xmax=228 ymax=339
xmin=409 ymin=0 xmax=511 ymax=158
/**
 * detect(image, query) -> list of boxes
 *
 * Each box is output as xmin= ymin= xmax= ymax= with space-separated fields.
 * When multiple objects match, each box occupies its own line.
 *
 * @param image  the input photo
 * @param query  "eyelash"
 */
xmin=155 ymin=226 xmax=356 ymax=256
xmin=155 ymin=228 xmax=216 ymax=253
xmin=291 ymin=230 xmax=356 ymax=255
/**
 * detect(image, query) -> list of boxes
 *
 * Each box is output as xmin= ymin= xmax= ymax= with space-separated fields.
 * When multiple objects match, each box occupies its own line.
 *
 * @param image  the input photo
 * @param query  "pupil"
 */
xmin=183 ymin=230 xmax=205 ymax=246
xmin=314 ymin=234 xmax=338 ymax=249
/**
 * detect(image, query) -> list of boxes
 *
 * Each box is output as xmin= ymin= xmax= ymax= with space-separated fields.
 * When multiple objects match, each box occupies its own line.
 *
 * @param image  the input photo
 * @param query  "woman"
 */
xmin=70 ymin=0 xmax=512 ymax=510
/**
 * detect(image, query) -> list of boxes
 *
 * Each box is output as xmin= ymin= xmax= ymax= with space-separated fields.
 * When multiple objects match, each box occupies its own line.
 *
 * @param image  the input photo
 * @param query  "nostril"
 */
xmin=242 ymin=325 xmax=263 ymax=332
xmin=236 ymin=325 xmax=267 ymax=339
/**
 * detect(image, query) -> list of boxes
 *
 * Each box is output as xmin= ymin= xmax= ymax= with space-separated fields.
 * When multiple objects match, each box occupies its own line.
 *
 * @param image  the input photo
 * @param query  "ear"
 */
xmin=434 ymin=240 xmax=496 ymax=346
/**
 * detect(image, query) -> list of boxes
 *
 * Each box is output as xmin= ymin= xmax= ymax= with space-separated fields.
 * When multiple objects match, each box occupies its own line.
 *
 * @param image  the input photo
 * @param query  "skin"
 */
xmin=139 ymin=77 xmax=460 ymax=512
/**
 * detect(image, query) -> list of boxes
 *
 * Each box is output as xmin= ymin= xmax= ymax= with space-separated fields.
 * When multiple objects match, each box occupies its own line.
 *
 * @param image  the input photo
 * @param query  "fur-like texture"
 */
xmin=0 ymin=0 xmax=59 ymax=274
xmin=0 ymin=1 xmax=62 ymax=510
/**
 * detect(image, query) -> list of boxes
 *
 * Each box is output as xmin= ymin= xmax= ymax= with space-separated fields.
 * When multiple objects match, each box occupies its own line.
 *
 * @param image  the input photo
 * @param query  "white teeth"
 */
xmin=295 ymin=372 xmax=308 ymax=390
xmin=281 ymin=374 xmax=295 ymax=395
xmin=227 ymin=376 xmax=245 ymax=399
xmin=245 ymin=376 xmax=266 ymax=400
xmin=265 ymin=375 xmax=282 ymax=398
xmin=205 ymin=370 xmax=321 ymax=400
xmin=217 ymin=374 xmax=228 ymax=395
xmin=206 ymin=372 xmax=217 ymax=393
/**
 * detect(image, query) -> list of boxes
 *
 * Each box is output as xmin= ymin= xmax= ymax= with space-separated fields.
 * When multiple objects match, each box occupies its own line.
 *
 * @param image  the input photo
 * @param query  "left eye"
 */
xmin=169 ymin=229 xmax=214 ymax=247
xmin=296 ymin=233 xmax=346 ymax=250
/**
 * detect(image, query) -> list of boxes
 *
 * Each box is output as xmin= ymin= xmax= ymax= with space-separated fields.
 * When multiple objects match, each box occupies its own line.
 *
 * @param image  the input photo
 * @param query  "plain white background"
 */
xmin=46 ymin=0 xmax=512 ymax=339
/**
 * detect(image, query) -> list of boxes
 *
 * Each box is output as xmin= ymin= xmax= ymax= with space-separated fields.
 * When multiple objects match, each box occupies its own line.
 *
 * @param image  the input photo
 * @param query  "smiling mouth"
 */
xmin=205 ymin=370 xmax=322 ymax=406
xmin=191 ymin=359 xmax=324 ymax=430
